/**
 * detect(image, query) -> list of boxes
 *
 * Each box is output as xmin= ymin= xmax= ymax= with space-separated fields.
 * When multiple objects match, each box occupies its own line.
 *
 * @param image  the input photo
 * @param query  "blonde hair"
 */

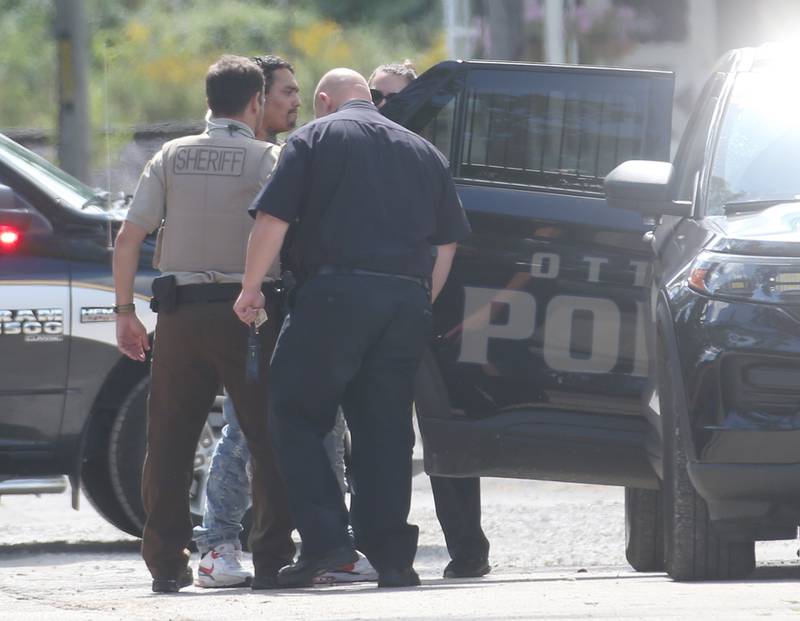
xmin=368 ymin=59 xmax=417 ymax=86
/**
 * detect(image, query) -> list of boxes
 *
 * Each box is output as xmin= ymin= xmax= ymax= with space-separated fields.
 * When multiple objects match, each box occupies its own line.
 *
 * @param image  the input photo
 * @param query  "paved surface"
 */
xmin=2 ymin=475 xmax=800 ymax=620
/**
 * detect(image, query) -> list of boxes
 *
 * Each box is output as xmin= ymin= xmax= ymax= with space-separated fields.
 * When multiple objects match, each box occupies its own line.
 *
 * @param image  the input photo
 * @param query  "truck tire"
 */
xmin=624 ymin=486 xmax=664 ymax=572
xmin=107 ymin=378 xmax=148 ymax=530
xmin=107 ymin=377 xmax=252 ymax=548
xmin=658 ymin=333 xmax=755 ymax=581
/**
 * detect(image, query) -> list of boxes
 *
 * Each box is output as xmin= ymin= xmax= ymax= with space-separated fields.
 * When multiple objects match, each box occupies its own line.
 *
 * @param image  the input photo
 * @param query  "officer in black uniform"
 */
xmin=234 ymin=68 xmax=470 ymax=589
xmin=371 ymin=61 xmax=492 ymax=581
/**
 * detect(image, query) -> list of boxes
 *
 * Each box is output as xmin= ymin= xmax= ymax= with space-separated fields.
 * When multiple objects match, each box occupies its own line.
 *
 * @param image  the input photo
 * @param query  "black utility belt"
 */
xmin=314 ymin=265 xmax=431 ymax=296
xmin=150 ymin=275 xmax=281 ymax=314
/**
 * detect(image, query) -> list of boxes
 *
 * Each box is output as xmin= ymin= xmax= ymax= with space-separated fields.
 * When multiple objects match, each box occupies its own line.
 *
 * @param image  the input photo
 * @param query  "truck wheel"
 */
xmin=107 ymin=378 xmax=148 ymax=530
xmin=658 ymin=334 xmax=755 ymax=580
xmin=624 ymin=486 xmax=664 ymax=572
xmin=107 ymin=377 xmax=252 ymax=548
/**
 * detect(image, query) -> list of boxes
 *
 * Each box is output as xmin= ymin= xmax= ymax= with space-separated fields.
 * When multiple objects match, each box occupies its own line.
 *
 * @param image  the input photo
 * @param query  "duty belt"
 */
xmin=314 ymin=265 xmax=431 ymax=297
xmin=150 ymin=277 xmax=282 ymax=313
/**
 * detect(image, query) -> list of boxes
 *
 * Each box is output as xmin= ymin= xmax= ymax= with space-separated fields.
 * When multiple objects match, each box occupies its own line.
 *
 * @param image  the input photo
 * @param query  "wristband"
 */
xmin=114 ymin=303 xmax=136 ymax=314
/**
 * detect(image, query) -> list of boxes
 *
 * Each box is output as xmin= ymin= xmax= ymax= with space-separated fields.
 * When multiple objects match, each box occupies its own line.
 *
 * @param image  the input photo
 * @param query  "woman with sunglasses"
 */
xmin=369 ymin=60 xmax=493 ymax=580
xmin=368 ymin=60 xmax=417 ymax=108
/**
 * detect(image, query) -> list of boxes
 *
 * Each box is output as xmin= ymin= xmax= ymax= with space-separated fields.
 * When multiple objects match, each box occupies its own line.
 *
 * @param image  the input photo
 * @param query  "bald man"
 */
xmin=234 ymin=68 xmax=470 ymax=588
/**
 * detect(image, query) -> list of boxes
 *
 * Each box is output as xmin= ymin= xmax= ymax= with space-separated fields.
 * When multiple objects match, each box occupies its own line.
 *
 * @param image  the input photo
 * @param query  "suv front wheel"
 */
xmin=658 ymin=332 xmax=755 ymax=580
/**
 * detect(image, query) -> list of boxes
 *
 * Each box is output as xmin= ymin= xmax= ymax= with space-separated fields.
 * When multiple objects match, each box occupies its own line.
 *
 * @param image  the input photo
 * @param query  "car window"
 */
xmin=458 ymin=68 xmax=672 ymax=194
xmin=706 ymin=70 xmax=800 ymax=215
xmin=0 ymin=172 xmax=37 ymax=214
xmin=0 ymin=134 xmax=96 ymax=212
xmin=419 ymin=96 xmax=456 ymax=163
xmin=673 ymin=74 xmax=725 ymax=203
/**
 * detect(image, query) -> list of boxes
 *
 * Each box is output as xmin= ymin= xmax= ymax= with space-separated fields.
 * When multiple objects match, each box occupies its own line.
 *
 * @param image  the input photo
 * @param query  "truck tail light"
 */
xmin=0 ymin=225 xmax=20 ymax=249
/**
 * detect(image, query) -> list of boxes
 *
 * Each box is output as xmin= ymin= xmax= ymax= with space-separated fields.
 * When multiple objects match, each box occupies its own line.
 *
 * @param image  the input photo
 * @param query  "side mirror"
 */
xmin=604 ymin=160 xmax=692 ymax=217
xmin=0 ymin=184 xmax=14 ymax=212
xmin=0 ymin=185 xmax=36 ymax=244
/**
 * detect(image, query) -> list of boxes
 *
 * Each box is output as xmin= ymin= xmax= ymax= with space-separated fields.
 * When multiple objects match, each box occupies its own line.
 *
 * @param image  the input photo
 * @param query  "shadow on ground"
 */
xmin=0 ymin=539 xmax=140 ymax=556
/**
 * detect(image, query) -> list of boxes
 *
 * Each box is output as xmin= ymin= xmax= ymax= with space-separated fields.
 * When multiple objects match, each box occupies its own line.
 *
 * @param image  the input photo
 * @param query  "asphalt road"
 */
xmin=2 ymin=475 xmax=800 ymax=620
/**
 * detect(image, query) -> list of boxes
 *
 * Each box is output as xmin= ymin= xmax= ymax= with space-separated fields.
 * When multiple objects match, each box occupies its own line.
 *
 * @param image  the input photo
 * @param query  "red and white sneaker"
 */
xmin=195 ymin=542 xmax=253 ymax=588
xmin=314 ymin=552 xmax=378 ymax=584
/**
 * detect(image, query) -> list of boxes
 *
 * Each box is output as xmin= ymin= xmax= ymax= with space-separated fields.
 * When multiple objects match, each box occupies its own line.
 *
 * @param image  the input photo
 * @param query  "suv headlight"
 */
xmin=688 ymin=251 xmax=800 ymax=304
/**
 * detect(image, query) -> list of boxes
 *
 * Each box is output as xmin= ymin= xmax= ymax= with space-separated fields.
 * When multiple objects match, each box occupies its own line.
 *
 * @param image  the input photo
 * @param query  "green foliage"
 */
xmin=0 ymin=1 xmax=56 ymax=128
xmin=299 ymin=0 xmax=441 ymax=45
xmin=0 ymin=0 xmax=446 ymax=169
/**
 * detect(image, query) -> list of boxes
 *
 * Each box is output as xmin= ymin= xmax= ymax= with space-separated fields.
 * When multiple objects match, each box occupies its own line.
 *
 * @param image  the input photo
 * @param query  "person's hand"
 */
xmin=116 ymin=313 xmax=150 ymax=361
xmin=234 ymin=288 xmax=266 ymax=325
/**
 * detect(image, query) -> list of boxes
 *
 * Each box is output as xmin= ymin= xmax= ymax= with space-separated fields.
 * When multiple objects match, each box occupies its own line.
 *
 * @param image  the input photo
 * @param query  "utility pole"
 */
xmin=55 ymin=0 xmax=90 ymax=183
xmin=544 ymin=0 xmax=566 ymax=63
xmin=487 ymin=0 xmax=523 ymax=60
xmin=443 ymin=0 xmax=474 ymax=59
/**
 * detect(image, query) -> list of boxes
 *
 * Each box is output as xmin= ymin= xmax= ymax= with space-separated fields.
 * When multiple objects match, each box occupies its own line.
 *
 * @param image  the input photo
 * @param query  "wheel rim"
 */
xmin=190 ymin=422 xmax=220 ymax=518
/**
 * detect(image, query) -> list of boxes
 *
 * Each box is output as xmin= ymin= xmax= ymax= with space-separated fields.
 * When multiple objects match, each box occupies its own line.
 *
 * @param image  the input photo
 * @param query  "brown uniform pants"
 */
xmin=141 ymin=298 xmax=294 ymax=579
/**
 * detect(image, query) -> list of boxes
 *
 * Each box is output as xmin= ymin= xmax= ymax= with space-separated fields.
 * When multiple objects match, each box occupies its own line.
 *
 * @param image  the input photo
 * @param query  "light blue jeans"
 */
xmin=193 ymin=393 xmax=347 ymax=553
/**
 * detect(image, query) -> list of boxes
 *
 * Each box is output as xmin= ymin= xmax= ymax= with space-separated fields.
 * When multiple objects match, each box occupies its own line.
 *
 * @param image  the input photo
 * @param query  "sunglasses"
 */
xmin=370 ymin=88 xmax=398 ymax=105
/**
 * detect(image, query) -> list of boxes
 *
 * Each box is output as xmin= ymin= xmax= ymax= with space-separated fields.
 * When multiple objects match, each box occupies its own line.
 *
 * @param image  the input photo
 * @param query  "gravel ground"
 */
xmin=2 ymin=475 xmax=800 ymax=620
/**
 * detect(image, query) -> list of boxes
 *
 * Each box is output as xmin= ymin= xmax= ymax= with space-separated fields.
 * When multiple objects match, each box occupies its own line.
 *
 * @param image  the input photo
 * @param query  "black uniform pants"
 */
xmin=141 ymin=299 xmax=295 ymax=580
xmin=269 ymin=273 xmax=432 ymax=573
xmin=429 ymin=476 xmax=490 ymax=563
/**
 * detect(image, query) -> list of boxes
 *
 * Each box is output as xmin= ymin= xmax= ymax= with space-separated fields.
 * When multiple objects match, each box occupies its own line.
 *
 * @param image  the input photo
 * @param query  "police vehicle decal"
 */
xmin=455 ymin=252 xmax=650 ymax=376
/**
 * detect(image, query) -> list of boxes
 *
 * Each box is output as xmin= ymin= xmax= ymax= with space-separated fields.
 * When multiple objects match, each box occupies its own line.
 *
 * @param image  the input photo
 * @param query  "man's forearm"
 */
xmin=431 ymin=242 xmax=457 ymax=302
xmin=242 ymin=213 xmax=290 ymax=291
xmin=112 ymin=226 xmax=145 ymax=305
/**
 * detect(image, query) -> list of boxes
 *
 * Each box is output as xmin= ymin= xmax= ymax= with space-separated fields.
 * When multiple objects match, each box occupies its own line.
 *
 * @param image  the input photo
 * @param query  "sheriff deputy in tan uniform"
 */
xmin=112 ymin=54 xmax=294 ymax=594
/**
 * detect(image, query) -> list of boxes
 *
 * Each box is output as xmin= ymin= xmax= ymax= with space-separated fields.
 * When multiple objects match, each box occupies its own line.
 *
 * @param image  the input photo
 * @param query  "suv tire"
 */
xmin=658 ymin=333 xmax=755 ymax=580
xmin=624 ymin=486 xmax=664 ymax=572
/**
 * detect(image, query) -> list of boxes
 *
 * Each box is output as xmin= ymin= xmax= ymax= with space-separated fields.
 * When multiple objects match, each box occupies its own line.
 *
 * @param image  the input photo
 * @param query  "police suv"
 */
xmin=3 ymin=44 xmax=799 ymax=581
xmin=384 ymin=44 xmax=800 ymax=581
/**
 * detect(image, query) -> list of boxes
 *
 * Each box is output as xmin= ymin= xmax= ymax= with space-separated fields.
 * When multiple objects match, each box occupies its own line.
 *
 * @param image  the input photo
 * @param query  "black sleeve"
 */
xmin=249 ymin=134 xmax=310 ymax=222
xmin=429 ymin=153 xmax=471 ymax=245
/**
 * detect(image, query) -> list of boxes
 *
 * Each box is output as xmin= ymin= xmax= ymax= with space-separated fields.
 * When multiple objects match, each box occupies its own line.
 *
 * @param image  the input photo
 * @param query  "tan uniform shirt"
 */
xmin=126 ymin=117 xmax=280 ymax=285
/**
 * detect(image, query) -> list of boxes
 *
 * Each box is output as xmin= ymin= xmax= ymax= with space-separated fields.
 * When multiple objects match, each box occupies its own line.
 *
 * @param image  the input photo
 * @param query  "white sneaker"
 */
xmin=195 ymin=542 xmax=253 ymax=588
xmin=314 ymin=552 xmax=378 ymax=584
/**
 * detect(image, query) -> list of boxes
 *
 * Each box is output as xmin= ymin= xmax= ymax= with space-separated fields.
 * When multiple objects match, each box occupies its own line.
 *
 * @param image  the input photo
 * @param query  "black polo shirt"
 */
xmin=249 ymin=99 xmax=470 ymax=279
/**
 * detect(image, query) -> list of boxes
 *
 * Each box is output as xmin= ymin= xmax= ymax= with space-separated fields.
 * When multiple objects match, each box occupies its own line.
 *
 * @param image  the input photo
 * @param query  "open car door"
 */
xmin=384 ymin=60 xmax=674 ymax=487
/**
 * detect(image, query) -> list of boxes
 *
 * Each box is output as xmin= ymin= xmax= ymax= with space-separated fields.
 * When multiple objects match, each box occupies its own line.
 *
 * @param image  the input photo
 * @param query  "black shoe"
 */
xmin=378 ymin=567 xmax=421 ymax=588
xmin=443 ymin=558 xmax=491 ymax=579
xmin=276 ymin=546 xmax=358 ymax=588
xmin=152 ymin=566 xmax=193 ymax=593
xmin=251 ymin=573 xmax=280 ymax=590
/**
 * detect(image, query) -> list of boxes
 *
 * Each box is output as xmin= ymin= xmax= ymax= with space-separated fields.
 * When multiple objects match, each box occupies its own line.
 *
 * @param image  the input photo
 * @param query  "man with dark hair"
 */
xmin=234 ymin=68 xmax=470 ymax=589
xmin=205 ymin=54 xmax=267 ymax=117
xmin=192 ymin=54 xmax=374 ymax=589
xmin=252 ymin=55 xmax=301 ymax=143
xmin=113 ymin=54 xmax=294 ymax=593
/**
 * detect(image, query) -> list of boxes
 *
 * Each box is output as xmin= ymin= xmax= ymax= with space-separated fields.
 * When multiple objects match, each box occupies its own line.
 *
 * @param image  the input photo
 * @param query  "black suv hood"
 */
xmin=708 ymin=203 xmax=800 ymax=257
